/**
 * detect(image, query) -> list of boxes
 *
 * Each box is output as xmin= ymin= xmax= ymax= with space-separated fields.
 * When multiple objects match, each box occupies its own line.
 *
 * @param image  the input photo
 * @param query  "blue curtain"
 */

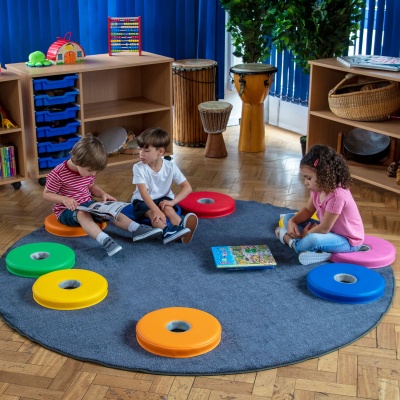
xmin=356 ymin=0 xmax=400 ymax=56
xmin=267 ymin=47 xmax=310 ymax=106
xmin=0 ymin=0 xmax=226 ymax=98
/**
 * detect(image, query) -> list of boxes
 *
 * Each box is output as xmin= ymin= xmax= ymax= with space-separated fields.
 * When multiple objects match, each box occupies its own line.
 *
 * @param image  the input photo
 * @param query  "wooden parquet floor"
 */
xmin=0 ymin=124 xmax=400 ymax=400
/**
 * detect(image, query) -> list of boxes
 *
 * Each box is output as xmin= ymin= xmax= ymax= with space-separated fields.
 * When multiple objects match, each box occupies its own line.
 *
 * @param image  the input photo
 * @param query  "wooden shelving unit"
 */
xmin=0 ymin=71 xmax=27 ymax=189
xmin=308 ymin=58 xmax=400 ymax=194
xmin=6 ymin=52 xmax=173 ymax=184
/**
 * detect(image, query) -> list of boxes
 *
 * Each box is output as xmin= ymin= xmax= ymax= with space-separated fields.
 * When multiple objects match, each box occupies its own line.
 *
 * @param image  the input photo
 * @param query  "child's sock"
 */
xmin=96 ymin=232 xmax=109 ymax=245
xmin=128 ymin=221 xmax=140 ymax=232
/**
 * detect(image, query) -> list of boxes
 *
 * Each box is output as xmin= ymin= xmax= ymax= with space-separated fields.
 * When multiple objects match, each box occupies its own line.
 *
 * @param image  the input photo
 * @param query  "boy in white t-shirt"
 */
xmin=131 ymin=128 xmax=198 ymax=244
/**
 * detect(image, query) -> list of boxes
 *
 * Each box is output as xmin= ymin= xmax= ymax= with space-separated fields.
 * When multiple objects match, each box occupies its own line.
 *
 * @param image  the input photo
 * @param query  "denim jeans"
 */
xmin=58 ymin=200 xmax=104 ymax=227
xmin=282 ymin=213 xmax=361 ymax=254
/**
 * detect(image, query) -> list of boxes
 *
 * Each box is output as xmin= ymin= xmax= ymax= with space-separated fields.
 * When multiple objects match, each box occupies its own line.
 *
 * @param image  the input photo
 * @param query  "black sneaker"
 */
xmin=102 ymin=237 xmax=122 ymax=256
xmin=132 ymin=225 xmax=163 ymax=242
xmin=359 ymin=245 xmax=371 ymax=252
xmin=163 ymin=225 xmax=191 ymax=244
xmin=180 ymin=213 xmax=198 ymax=243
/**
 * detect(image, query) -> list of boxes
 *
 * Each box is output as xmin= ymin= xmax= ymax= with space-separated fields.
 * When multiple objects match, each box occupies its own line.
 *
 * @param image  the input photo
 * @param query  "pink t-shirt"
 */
xmin=311 ymin=187 xmax=364 ymax=246
xmin=45 ymin=161 xmax=95 ymax=218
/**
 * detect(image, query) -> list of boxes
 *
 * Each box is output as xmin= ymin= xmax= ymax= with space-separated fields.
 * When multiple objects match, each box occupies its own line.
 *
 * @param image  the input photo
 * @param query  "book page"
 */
xmin=77 ymin=201 xmax=129 ymax=220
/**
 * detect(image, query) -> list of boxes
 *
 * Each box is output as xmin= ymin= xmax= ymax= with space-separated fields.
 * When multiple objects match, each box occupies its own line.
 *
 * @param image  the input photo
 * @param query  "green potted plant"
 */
xmin=219 ymin=0 xmax=365 ymax=72
xmin=273 ymin=0 xmax=365 ymax=73
xmin=219 ymin=0 xmax=281 ymax=63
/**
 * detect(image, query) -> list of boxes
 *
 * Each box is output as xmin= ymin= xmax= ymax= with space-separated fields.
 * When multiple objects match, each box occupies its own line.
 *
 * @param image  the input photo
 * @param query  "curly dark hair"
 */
xmin=300 ymin=144 xmax=352 ymax=192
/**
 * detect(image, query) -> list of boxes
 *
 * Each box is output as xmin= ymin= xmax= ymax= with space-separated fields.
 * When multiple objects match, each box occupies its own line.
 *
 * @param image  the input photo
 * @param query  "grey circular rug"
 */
xmin=0 ymin=201 xmax=394 ymax=375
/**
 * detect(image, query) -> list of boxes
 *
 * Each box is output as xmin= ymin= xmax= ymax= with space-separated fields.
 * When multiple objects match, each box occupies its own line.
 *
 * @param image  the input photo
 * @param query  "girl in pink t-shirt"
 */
xmin=275 ymin=144 xmax=365 ymax=265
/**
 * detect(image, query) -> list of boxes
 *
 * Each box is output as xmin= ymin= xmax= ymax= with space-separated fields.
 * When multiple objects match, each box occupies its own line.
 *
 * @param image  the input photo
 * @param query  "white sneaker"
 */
xmin=298 ymin=251 xmax=331 ymax=265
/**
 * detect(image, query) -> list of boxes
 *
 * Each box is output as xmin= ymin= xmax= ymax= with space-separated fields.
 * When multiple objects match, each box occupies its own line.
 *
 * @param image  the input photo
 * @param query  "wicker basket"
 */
xmin=328 ymin=73 xmax=400 ymax=121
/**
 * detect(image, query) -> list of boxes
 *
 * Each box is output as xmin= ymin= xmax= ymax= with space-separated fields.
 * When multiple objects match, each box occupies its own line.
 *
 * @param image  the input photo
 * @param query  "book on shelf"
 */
xmin=211 ymin=244 xmax=277 ymax=271
xmin=337 ymin=55 xmax=400 ymax=71
xmin=0 ymin=147 xmax=7 ymax=178
xmin=8 ymin=146 xmax=16 ymax=177
xmin=0 ymin=145 xmax=17 ymax=178
xmin=76 ymin=201 xmax=130 ymax=221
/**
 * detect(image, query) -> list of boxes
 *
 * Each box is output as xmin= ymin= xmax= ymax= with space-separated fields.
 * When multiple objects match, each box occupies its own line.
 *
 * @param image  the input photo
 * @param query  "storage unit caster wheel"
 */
xmin=11 ymin=182 xmax=22 ymax=189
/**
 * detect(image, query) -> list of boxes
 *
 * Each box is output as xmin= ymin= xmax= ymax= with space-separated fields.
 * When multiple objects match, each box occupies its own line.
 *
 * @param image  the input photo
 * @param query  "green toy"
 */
xmin=26 ymin=51 xmax=52 ymax=67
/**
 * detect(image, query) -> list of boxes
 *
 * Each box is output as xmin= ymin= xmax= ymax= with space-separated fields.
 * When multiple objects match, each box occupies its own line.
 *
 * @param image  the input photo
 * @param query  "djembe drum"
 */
xmin=198 ymin=101 xmax=233 ymax=158
xmin=230 ymin=63 xmax=277 ymax=152
xmin=173 ymin=59 xmax=217 ymax=147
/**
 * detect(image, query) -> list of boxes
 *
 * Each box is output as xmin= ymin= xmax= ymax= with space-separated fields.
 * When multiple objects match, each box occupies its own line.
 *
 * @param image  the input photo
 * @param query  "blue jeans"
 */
xmin=282 ymin=213 xmax=362 ymax=254
xmin=58 ymin=200 xmax=105 ymax=227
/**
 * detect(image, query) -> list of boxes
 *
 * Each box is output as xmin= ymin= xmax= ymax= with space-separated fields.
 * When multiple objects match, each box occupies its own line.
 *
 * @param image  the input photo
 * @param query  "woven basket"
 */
xmin=328 ymin=73 xmax=400 ymax=121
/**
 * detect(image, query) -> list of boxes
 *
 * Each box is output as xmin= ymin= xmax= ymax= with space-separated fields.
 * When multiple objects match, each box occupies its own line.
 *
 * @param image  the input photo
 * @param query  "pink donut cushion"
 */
xmin=179 ymin=191 xmax=235 ymax=218
xmin=330 ymin=235 xmax=396 ymax=269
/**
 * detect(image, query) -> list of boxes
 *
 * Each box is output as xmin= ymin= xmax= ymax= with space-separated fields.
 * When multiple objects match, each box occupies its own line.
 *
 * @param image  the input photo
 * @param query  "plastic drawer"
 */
xmin=33 ymin=74 xmax=78 ymax=91
xmin=36 ymin=119 xmax=81 ymax=139
xmin=39 ymin=155 xmax=69 ymax=169
xmin=34 ymin=89 xmax=79 ymax=107
xmin=37 ymin=135 xmax=80 ymax=154
xmin=35 ymin=104 xmax=80 ymax=122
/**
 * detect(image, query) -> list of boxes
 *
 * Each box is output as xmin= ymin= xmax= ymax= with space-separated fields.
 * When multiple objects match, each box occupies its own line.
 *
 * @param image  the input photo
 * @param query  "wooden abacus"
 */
xmin=108 ymin=17 xmax=142 ymax=56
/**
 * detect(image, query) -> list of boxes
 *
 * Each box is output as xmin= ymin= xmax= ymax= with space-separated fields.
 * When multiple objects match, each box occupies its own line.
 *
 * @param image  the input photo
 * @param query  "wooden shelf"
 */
xmin=0 ymin=71 xmax=27 ymax=188
xmin=6 ymin=52 xmax=173 ymax=180
xmin=309 ymin=110 xmax=400 ymax=140
xmin=308 ymin=58 xmax=400 ymax=194
xmin=83 ymin=98 xmax=171 ymax=121
xmin=350 ymin=165 xmax=400 ymax=194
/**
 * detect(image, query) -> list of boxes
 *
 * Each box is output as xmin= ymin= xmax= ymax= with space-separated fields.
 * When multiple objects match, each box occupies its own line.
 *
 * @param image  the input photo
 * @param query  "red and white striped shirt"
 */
xmin=45 ymin=161 xmax=95 ymax=218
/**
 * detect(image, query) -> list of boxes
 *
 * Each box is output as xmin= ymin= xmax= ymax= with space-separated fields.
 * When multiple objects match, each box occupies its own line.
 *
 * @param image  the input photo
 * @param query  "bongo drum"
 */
xmin=230 ymin=63 xmax=277 ymax=152
xmin=198 ymin=101 xmax=232 ymax=158
xmin=173 ymin=59 xmax=217 ymax=147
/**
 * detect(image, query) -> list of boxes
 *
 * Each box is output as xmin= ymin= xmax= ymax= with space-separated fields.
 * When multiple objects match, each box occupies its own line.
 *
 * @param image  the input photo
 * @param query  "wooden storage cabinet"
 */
xmin=308 ymin=58 xmax=400 ymax=194
xmin=6 ymin=52 xmax=173 ymax=183
xmin=0 ymin=71 xmax=27 ymax=188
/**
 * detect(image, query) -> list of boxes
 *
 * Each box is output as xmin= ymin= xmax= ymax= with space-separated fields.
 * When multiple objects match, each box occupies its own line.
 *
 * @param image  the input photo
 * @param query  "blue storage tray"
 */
xmin=39 ymin=155 xmax=69 ymax=169
xmin=34 ymin=89 xmax=79 ymax=107
xmin=36 ymin=119 xmax=81 ymax=139
xmin=33 ymin=74 xmax=78 ymax=91
xmin=37 ymin=135 xmax=80 ymax=154
xmin=35 ymin=104 xmax=80 ymax=123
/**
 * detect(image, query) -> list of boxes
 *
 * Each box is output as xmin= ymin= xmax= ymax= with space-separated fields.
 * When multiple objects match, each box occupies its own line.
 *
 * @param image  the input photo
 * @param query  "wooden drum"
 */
xmin=230 ymin=63 xmax=277 ymax=152
xmin=173 ymin=59 xmax=217 ymax=147
xmin=198 ymin=101 xmax=233 ymax=158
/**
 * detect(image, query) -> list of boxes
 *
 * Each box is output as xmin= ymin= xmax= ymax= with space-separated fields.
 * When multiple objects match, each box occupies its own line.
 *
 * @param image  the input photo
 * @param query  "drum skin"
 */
xmin=173 ymin=59 xmax=217 ymax=147
xmin=230 ymin=63 xmax=277 ymax=153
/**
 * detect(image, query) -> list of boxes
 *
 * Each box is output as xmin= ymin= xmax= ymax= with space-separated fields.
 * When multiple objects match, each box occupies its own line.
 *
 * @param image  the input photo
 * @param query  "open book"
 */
xmin=211 ymin=244 xmax=276 ymax=271
xmin=77 ymin=201 xmax=130 ymax=221
xmin=337 ymin=55 xmax=400 ymax=71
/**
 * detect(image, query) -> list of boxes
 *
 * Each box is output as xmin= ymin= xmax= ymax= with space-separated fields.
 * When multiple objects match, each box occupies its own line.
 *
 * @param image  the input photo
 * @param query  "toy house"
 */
xmin=47 ymin=32 xmax=85 ymax=64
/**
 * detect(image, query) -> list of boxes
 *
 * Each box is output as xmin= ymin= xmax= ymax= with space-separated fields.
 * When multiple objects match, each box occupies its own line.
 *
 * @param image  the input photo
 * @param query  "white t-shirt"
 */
xmin=131 ymin=159 xmax=187 ymax=202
